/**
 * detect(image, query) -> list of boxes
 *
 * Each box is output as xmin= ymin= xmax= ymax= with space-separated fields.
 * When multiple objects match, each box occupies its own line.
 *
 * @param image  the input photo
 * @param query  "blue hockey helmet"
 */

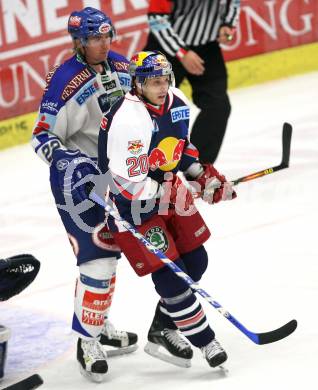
xmin=68 ymin=7 xmax=115 ymax=43
xmin=129 ymin=51 xmax=174 ymax=85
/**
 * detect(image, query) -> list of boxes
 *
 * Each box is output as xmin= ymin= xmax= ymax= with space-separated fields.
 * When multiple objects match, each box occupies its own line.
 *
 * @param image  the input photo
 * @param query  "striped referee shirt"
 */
xmin=148 ymin=0 xmax=240 ymax=58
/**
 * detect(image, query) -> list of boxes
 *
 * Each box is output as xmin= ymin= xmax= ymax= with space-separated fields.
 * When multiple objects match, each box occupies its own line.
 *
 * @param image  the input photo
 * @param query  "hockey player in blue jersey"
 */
xmin=31 ymin=7 xmax=137 ymax=382
xmin=98 ymin=51 xmax=237 ymax=369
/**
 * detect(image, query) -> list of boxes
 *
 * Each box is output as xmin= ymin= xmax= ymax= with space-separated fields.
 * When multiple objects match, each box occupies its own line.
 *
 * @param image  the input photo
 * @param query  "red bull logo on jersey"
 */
xmin=148 ymin=137 xmax=185 ymax=171
xmin=171 ymin=106 xmax=190 ymax=123
xmin=128 ymin=140 xmax=144 ymax=155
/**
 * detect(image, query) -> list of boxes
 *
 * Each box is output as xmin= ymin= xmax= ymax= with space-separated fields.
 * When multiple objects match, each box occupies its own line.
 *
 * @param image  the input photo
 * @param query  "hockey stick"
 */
xmin=90 ymin=192 xmax=297 ymax=345
xmin=3 ymin=374 xmax=43 ymax=390
xmin=231 ymin=122 xmax=292 ymax=185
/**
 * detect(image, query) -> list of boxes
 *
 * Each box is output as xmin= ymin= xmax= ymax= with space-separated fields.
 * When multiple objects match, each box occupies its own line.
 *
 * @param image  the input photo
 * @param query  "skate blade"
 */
xmin=104 ymin=343 xmax=138 ymax=357
xmin=144 ymin=341 xmax=191 ymax=368
xmin=78 ymin=364 xmax=106 ymax=383
xmin=218 ymin=365 xmax=229 ymax=374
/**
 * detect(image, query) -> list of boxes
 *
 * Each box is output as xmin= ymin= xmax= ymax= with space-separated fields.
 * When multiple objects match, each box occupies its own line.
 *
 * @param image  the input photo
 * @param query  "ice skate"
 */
xmin=100 ymin=320 xmax=138 ymax=357
xmin=144 ymin=314 xmax=193 ymax=368
xmin=77 ymin=338 xmax=108 ymax=383
xmin=201 ymin=338 xmax=228 ymax=368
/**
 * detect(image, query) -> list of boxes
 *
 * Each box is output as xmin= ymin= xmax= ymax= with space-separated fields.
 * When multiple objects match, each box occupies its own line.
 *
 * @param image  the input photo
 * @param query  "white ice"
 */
xmin=1 ymin=71 xmax=318 ymax=390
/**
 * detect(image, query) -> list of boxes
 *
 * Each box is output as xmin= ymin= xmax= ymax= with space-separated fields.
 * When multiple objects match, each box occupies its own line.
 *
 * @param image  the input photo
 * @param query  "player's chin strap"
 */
xmin=89 ymin=191 xmax=297 ymax=345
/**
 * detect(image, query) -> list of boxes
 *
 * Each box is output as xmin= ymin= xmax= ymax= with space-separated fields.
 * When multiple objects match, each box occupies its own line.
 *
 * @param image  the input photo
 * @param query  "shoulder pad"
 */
xmin=42 ymin=55 xmax=94 ymax=107
xmin=108 ymin=51 xmax=130 ymax=73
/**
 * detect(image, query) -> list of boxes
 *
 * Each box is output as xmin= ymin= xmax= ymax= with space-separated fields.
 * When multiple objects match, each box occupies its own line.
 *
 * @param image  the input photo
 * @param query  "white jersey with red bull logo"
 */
xmin=31 ymin=51 xmax=131 ymax=164
xmin=98 ymin=86 xmax=199 ymax=225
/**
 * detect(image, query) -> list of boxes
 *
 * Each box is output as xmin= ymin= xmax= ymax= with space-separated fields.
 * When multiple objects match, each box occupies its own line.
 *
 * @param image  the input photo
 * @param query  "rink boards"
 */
xmin=1 ymin=40 xmax=317 ymax=151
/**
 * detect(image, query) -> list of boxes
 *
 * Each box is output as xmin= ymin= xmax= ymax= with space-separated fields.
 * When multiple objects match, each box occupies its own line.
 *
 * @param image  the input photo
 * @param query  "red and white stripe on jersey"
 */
xmin=112 ymin=173 xmax=160 ymax=201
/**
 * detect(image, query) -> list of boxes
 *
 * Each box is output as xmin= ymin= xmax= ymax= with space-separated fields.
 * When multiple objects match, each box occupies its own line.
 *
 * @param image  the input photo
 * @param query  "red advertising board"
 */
xmin=0 ymin=0 xmax=318 ymax=122
xmin=224 ymin=0 xmax=318 ymax=60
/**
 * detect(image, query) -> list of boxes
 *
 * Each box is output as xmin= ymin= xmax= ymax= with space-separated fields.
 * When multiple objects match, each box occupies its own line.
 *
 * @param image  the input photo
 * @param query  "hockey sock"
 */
xmin=162 ymin=289 xmax=215 ymax=348
xmin=103 ymin=273 xmax=116 ymax=322
xmin=72 ymin=258 xmax=118 ymax=339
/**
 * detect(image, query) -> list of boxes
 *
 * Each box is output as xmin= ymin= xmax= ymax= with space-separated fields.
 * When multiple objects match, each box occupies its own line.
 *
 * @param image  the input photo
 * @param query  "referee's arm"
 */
xmin=220 ymin=0 xmax=241 ymax=28
xmin=147 ymin=0 xmax=188 ymax=60
xmin=218 ymin=0 xmax=241 ymax=44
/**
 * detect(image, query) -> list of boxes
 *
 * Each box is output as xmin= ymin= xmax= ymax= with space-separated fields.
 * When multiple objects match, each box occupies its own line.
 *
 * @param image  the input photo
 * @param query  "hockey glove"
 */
xmin=160 ymin=173 xmax=194 ymax=211
xmin=51 ymin=149 xmax=99 ymax=203
xmin=195 ymin=164 xmax=237 ymax=204
xmin=0 ymin=254 xmax=40 ymax=301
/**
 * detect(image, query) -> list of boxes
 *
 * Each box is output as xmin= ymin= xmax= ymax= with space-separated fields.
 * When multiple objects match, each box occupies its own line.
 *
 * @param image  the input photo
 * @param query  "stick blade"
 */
xmin=3 ymin=374 xmax=44 ymax=390
xmin=257 ymin=319 xmax=297 ymax=345
xmin=281 ymin=122 xmax=292 ymax=167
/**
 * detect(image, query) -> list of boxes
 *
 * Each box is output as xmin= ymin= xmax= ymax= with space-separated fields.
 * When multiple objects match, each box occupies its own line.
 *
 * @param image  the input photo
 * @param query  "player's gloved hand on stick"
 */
xmin=160 ymin=173 xmax=194 ymax=211
xmin=51 ymin=149 xmax=99 ymax=202
xmin=195 ymin=164 xmax=237 ymax=204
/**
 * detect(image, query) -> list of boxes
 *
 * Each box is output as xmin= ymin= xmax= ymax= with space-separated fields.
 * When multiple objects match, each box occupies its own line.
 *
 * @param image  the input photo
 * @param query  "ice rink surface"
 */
xmin=1 ymin=71 xmax=318 ymax=389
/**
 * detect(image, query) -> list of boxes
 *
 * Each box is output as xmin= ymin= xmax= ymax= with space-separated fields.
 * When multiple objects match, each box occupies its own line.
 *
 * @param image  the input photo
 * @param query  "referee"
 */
xmin=144 ymin=0 xmax=241 ymax=164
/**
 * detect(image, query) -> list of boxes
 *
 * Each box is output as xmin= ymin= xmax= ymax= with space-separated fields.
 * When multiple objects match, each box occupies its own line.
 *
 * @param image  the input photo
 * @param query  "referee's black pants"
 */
xmin=144 ymin=37 xmax=231 ymax=164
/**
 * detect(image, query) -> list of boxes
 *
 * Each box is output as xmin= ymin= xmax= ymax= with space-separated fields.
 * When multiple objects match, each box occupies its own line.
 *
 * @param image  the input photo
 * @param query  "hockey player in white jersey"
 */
xmin=98 ymin=51 xmax=237 ymax=369
xmin=31 ymin=7 xmax=137 ymax=382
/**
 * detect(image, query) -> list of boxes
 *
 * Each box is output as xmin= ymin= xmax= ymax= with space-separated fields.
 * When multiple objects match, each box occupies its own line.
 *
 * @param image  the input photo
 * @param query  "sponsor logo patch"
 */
xmin=194 ymin=225 xmax=207 ymax=237
xmin=33 ymin=114 xmax=50 ymax=135
xmin=61 ymin=69 xmax=92 ymax=100
xmin=33 ymin=112 xmax=57 ymax=135
xmin=128 ymin=140 xmax=144 ymax=155
xmin=82 ymin=291 xmax=108 ymax=311
xmin=98 ymin=94 xmax=110 ymax=113
xmin=69 ymin=16 xmax=81 ymax=27
xmin=44 ymin=65 xmax=60 ymax=92
xmin=92 ymin=223 xmax=120 ymax=251
xmin=56 ymin=159 xmax=70 ymax=171
xmin=171 ymin=106 xmax=190 ymax=123
xmin=82 ymin=310 xmax=104 ymax=326
xmin=76 ymin=81 xmax=99 ymax=105
xmin=145 ymin=226 xmax=169 ymax=253
xmin=119 ymin=73 xmax=131 ymax=87
xmin=100 ymin=116 xmax=108 ymax=130
xmin=153 ymin=54 xmax=169 ymax=70
xmin=105 ymin=79 xmax=116 ymax=91
xmin=99 ymin=23 xmax=111 ymax=34
xmin=42 ymin=100 xmax=58 ymax=113
xmin=112 ymin=61 xmax=129 ymax=72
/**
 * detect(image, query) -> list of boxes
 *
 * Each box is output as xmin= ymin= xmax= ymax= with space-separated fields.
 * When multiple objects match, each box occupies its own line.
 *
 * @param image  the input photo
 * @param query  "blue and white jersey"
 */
xmin=31 ymin=51 xmax=131 ymax=163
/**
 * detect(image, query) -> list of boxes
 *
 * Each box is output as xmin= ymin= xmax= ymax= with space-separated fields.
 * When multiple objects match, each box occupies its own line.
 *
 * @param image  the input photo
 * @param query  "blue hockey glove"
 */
xmin=51 ymin=149 xmax=99 ymax=203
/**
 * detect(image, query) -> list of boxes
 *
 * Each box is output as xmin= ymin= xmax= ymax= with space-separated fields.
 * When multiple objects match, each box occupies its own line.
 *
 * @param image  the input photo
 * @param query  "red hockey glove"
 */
xmin=195 ymin=164 xmax=237 ymax=204
xmin=160 ymin=173 xmax=194 ymax=211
